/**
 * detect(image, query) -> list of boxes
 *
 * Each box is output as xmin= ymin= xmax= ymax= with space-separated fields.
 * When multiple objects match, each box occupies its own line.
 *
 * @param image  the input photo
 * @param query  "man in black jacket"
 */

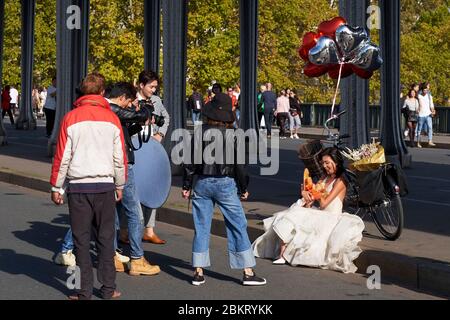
xmin=107 ymin=82 xmax=161 ymax=276
xmin=181 ymin=83 xmax=266 ymax=287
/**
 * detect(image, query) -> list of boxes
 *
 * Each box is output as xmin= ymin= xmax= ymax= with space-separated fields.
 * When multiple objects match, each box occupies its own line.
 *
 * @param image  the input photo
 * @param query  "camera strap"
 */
xmin=141 ymin=126 xmax=151 ymax=143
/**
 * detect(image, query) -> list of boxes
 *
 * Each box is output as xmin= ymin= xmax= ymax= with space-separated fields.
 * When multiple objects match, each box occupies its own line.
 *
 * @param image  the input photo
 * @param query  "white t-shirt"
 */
xmin=44 ymin=86 xmax=57 ymax=110
xmin=9 ymin=88 xmax=18 ymax=104
xmin=418 ymin=94 xmax=434 ymax=117
xmin=40 ymin=91 xmax=47 ymax=107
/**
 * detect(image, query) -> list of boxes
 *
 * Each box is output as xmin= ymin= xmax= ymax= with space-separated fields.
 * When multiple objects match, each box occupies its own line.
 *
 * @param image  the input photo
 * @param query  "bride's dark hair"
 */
xmin=320 ymin=147 xmax=344 ymax=177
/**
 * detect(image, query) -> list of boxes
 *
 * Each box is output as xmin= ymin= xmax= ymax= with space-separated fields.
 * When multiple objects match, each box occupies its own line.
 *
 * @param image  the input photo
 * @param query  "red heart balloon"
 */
xmin=328 ymin=64 xmax=353 ymax=79
xmin=304 ymin=62 xmax=329 ymax=78
xmin=318 ymin=16 xmax=347 ymax=39
xmin=352 ymin=66 xmax=373 ymax=79
xmin=299 ymin=32 xmax=321 ymax=61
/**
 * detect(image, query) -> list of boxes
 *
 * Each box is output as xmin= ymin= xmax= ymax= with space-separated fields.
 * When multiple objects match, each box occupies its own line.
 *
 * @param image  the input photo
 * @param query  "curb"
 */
xmin=1 ymin=170 xmax=449 ymax=298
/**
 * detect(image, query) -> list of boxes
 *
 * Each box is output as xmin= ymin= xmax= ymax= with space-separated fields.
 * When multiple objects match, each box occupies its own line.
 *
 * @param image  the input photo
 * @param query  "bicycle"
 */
xmin=301 ymin=110 xmax=405 ymax=240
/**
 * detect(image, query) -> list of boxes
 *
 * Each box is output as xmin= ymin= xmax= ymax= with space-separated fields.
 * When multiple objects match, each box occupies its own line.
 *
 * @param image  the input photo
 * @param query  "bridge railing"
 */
xmin=299 ymin=104 xmax=450 ymax=133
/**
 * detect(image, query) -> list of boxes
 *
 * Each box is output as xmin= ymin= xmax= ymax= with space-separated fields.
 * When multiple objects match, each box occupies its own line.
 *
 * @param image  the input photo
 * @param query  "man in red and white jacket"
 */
xmin=50 ymin=72 xmax=127 ymax=300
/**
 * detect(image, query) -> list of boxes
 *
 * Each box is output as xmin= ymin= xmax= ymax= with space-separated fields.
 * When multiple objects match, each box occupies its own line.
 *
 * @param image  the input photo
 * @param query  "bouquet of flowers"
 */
xmin=303 ymin=168 xmax=327 ymax=200
xmin=341 ymin=142 xmax=386 ymax=171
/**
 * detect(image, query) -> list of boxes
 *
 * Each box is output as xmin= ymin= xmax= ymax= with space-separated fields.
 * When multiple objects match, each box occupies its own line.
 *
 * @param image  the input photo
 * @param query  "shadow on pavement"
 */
xmin=13 ymin=214 xmax=71 ymax=254
xmin=0 ymin=249 xmax=70 ymax=296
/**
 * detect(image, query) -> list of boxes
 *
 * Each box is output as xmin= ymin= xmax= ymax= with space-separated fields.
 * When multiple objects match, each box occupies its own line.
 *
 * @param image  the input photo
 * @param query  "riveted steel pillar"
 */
xmin=16 ymin=0 xmax=37 ymax=131
xmin=162 ymin=0 xmax=187 ymax=138
xmin=49 ymin=0 xmax=89 ymax=156
xmin=339 ymin=0 xmax=370 ymax=148
xmin=239 ymin=0 xmax=258 ymax=131
xmin=380 ymin=0 xmax=411 ymax=167
xmin=144 ymin=0 xmax=161 ymax=74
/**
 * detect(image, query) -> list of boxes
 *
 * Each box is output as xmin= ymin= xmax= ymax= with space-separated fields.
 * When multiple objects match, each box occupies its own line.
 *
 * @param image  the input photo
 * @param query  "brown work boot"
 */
xmin=129 ymin=257 xmax=160 ymax=276
xmin=114 ymin=254 xmax=128 ymax=273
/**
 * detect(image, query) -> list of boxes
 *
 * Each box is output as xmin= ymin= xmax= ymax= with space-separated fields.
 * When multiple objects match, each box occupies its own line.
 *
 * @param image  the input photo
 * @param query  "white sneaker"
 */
xmin=294 ymin=134 xmax=300 ymax=139
xmin=55 ymin=250 xmax=76 ymax=267
xmin=290 ymin=135 xmax=295 ymax=139
xmin=115 ymin=251 xmax=130 ymax=263
xmin=404 ymin=129 xmax=409 ymax=137
xmin=272 ymin=257 xmax=286 ymax=265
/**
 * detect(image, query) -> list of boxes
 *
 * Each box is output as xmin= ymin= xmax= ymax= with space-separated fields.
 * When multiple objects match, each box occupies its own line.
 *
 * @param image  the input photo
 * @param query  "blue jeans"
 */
xmin=61 ymin=214 xmax=120 ymax=253
xmin=116 ymin=165 xmax=144 ymax=259
xmin=416 ymin=115 xmax=433 ymax=141
xmin=61 ymin=228 xmax=75 ymax=252
xmin=191 ymin=176 xmax=255 ymax=269
xmin=233 ymin=109 xmax=241 ymax=128
xmin=192 ymin=111 xmax=201 ymax=125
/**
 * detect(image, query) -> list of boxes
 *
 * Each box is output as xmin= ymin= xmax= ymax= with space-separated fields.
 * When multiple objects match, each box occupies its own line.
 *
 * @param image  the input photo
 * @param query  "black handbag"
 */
xmin=407 ymin=110 xmax=418 ymax=122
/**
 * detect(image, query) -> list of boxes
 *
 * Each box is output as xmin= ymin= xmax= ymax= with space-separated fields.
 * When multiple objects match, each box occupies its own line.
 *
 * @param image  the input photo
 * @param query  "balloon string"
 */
xmin=331 ymin=62 xmax=344 ymax=116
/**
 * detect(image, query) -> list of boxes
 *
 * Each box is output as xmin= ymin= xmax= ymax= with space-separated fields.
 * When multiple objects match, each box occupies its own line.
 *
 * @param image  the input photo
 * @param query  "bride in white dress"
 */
xmin=252 ymin=147 xmax=365 ymax=273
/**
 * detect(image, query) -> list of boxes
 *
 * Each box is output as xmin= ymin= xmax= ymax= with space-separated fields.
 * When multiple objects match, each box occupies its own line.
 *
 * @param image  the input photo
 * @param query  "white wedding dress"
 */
xmin=252 ymin=179 xmax=365 ymax=273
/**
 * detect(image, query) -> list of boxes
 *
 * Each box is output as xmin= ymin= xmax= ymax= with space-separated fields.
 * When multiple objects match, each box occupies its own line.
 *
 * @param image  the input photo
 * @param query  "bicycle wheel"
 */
xmin=371 ymin=194 xmax=404 ymax=240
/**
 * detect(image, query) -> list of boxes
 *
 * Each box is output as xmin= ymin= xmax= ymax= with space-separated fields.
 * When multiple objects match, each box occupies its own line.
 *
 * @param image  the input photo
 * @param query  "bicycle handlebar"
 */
xmin=324 ymin=110 xmax=352 ymax=146
xmin=324 ymin=109 xmax=346 ymax=134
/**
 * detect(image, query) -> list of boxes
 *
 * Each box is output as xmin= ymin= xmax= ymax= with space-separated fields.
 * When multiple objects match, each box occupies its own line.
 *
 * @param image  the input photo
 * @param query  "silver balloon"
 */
xmin=308 ymin=36 xmax=341 ymax=65
xmin=349 ymin=43 xmax=383 ymax=72
xmin=335 ymin=24 xmax=369 ymax=60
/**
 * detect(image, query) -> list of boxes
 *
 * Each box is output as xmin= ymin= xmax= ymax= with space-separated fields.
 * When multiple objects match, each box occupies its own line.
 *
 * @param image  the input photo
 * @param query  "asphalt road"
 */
xmin=0 ymin=181 xmax=440 ymax=300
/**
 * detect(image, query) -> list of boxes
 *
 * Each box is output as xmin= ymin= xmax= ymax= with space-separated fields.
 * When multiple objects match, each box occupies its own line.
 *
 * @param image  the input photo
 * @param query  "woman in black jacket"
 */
xmin=181 ymin=84 xmax=266 ymax=287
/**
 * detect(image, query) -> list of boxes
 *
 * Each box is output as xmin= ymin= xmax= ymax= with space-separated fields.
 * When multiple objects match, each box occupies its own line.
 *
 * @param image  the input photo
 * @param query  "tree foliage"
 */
xmin=1 ymin=0 xmax=449 ymax=105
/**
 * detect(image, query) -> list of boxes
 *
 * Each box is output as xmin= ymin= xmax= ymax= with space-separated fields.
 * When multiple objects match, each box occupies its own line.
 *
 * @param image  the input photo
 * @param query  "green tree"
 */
xmin=2 ymin=0 xmax=21 ymax=88
xmin=186 ymin=0 xmax=240 ymax=95
xmin=88 ymin=0 xmax=144 ymax=83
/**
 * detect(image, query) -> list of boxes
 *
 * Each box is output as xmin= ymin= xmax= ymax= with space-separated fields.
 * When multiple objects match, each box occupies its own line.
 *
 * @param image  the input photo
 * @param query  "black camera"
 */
xmin=138 ymin=100 xmax=165 ymax=128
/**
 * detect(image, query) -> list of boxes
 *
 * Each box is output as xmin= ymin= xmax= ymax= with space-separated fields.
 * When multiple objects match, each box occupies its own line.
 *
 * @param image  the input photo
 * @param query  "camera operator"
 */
xmin=134 ymin=70 xmax=171 ymax=245
xmin=107 ymin=82 xmax=161 ymax=276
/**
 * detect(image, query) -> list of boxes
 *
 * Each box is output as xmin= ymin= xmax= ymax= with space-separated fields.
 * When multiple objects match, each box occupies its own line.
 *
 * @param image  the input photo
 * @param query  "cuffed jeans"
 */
xmin=116 ymin=165 xmax=144 ymax=259
xmin=191 ymin=176 xmax=256 ymax=269
xmin=416 ymin=115 xmax=433 ymax=141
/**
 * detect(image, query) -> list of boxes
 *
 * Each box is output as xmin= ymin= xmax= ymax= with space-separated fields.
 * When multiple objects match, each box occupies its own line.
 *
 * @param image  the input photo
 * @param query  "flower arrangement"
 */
xmin=303 ymin=168 xmax=327 ymax=200
xmin=341 ymin=142 xmax=386 ymax=171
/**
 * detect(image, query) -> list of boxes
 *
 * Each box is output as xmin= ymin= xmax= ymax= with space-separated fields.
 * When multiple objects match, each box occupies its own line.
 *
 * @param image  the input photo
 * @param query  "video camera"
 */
xmin=138 ymin=100 xmax=165 ymax=128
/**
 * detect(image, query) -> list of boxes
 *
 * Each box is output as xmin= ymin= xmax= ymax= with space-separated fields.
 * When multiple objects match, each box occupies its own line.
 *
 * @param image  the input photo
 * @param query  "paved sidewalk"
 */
xmin=1 ymin=120 xmax=449 ymax=298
